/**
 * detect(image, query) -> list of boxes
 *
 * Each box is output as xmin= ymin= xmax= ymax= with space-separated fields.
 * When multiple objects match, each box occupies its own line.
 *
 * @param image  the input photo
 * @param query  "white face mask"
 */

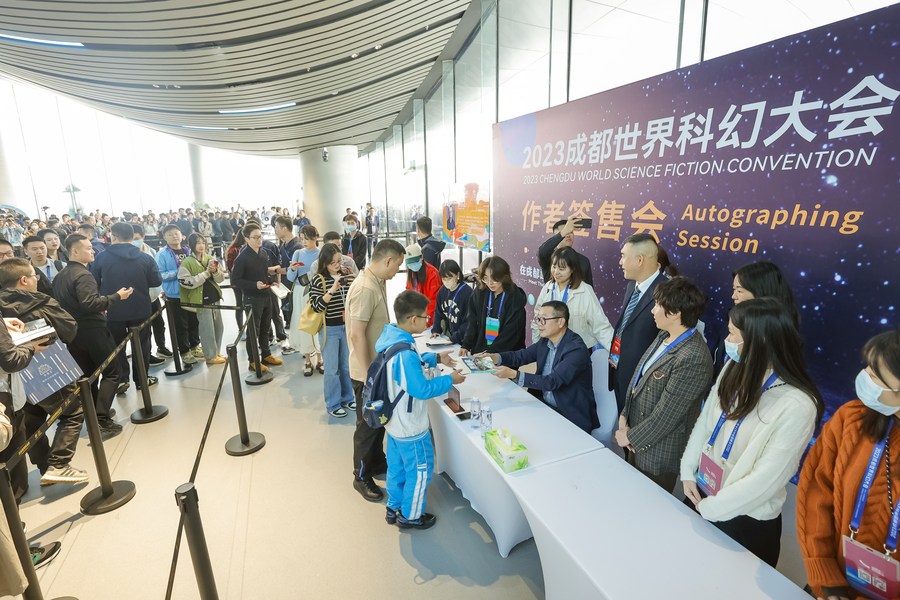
xmin=724 ymin=339 xmax=743 ymax=363
xmin=408 ymin=260 xmax=422 ymax=272
xmin=856 ymin=369 xmax=900 ymax=416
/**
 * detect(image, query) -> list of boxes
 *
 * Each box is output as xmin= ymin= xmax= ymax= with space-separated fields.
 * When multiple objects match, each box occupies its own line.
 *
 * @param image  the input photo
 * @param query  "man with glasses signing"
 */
xmin=478 ymin=300 xmax=598 ymax=433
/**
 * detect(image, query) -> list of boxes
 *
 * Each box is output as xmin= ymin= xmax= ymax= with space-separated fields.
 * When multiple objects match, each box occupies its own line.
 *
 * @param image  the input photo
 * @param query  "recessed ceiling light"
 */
xmin=152 ymin=84 xmax=160 ymax=88
xmin=218 ymin=102 xmax=296 ymax=114
xmin=331 ymin=91 xmax=338 ymax=96
xmin=350 ymin=53 xmax=359 ymax=58
xmin=0 ymin=32 xmax=84 ymax=47
xmin=373 ymin=44 xmax=382 ymax=50
xmin=173 ymin=85 xmax=181 ymax=89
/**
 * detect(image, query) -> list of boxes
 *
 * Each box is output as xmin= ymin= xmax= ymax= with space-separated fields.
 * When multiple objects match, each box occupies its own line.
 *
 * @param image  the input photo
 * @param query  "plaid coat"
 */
xmin=621 ymin=329 xmax=713 ymax=475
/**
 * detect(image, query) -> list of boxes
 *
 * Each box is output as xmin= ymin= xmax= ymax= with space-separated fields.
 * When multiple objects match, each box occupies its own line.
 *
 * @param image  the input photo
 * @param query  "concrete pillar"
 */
xmin=299 ymin=145 xmax=358 ymax=234
xmin=188 ymin=143 xmax=205 ymax=209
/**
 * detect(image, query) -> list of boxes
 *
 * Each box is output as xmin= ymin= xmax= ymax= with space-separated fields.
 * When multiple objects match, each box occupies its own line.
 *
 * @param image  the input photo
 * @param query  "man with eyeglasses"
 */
xmin=230 ymin=223 xmax=284 ymax=372
xmin=478 ymin=300 xmax=598 ymax=433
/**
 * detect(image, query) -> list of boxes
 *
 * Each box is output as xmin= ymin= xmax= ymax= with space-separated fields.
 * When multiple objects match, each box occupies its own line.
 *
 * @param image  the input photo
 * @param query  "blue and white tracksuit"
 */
xmin=375 ymin=324 xmax=453 ymax=520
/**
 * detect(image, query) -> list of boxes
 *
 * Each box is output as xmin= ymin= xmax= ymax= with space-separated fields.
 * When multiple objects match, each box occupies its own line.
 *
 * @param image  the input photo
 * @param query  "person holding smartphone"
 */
xmin=287 ymin=224 xmax=322 ymax=376
xmin=178 ymin=233 xmax=226 ymax=365
xmin=537 ymin=216 xmax=594 ymax=286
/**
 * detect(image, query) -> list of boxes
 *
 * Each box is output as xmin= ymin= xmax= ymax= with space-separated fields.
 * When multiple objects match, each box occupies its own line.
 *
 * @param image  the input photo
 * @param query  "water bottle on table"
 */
xmin=470 ymin=397 xmax=482 ymax=429
xmin=481 ymin=406 xmax=493 ymax=436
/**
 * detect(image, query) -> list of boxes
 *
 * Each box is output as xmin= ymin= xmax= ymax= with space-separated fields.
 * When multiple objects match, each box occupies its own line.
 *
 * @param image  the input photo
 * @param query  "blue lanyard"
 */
xmin=850 ymin=421 xmax=900 ymax=551
xmin=487 ymin=291 xmax=505 ymax=318
xmin=632 ymin=328 xmax=696 ymax=388
xmin=707 ymin=372 xmax=779 ymax=460
xmin=550 ymin=282 xmax=570 ymax=303
xmin=449 ymin=283 xmax=465 ymax=305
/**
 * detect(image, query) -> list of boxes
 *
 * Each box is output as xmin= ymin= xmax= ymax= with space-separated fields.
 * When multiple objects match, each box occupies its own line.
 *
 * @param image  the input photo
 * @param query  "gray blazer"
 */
xmin=621 ymin=329 xmax=713 ymax=475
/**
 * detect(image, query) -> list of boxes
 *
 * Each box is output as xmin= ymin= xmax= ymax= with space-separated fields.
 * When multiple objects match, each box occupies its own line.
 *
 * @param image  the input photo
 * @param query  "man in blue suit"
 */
xmin=480 ymin=300 xmax=598 ymax=433
xmin=608 ymin=233 xmax=667 ymax=412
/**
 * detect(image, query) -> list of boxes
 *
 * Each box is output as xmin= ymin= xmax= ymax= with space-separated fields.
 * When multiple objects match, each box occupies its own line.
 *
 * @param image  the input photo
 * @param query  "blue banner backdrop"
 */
xmin=492 ymin=5 xmax=898 ymax=420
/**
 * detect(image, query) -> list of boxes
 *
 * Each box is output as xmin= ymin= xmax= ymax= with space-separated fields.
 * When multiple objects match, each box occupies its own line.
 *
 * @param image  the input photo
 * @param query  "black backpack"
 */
xmin=361 ymin=342 xmax=415 ymax=429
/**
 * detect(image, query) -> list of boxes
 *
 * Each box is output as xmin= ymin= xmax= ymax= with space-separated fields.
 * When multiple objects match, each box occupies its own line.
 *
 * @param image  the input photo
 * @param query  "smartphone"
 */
xmin=575 ymin=218 xmax=592 ymax=230
xmin=455 ymin=411 xmax=472 ymax=421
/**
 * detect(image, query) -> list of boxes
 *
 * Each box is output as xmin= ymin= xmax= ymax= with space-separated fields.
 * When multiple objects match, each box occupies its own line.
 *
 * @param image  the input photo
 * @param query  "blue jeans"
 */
xmin=322 ymin=325 xmax=353 ymax=411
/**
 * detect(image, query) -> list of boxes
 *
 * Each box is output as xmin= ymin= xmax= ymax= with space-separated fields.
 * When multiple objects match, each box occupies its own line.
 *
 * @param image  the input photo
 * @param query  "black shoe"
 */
xmin=156 ymin=347 xmax=173 ymax=357
xmin=108 ymin=408 xmax=117 ymax=419
xmin=385 ymin=507 xmax=398 ymax=525
xmin=396 ymin=512 xmax=437 ymax=530
xmin=353 ymin=477 xmax=384 ymax=502
xmin=146 ymin=376 xmax=158 ymax=387
xmin=98 ymin=418 xmax=123 ymax=437
xmin=31 ymin=541 xmax=61 ymax=569
xmin=115 ymin=382 xmax=129 ymax=396
xmin=148 ymin=355 xmax=165 ymax=366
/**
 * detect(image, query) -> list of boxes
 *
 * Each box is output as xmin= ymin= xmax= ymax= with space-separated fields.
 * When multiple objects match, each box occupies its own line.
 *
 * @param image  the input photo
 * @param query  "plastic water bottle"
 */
xmin=470 ymin=398 xmax=482 ymax=429
xmin=481 ymin=406 xmax=493 ymax=436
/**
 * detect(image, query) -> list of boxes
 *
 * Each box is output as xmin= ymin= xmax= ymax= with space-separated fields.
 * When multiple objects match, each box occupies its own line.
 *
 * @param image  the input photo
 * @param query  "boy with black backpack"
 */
xmin=368 ymin=290 xmax=464 ymax=530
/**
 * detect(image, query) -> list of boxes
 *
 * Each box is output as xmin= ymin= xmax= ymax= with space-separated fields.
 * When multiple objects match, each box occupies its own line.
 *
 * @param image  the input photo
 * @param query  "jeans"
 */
xmin=197 ymin=305 xmax=224 ymax=360
xmin=322 ymin=325 xmax=353 ymax=411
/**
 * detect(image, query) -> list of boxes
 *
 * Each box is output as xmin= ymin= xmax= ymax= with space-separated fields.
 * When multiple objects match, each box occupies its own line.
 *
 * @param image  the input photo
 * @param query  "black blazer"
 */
xmin=608 ymin=272 xmax=665 ymax=411
xmin=460 ymin=285 xmax=527 ymax=354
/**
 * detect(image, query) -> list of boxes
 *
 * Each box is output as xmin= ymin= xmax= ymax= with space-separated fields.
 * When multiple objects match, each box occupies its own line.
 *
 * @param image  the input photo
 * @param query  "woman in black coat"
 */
xmin=459 ymin=256 xmax=527 ymax=356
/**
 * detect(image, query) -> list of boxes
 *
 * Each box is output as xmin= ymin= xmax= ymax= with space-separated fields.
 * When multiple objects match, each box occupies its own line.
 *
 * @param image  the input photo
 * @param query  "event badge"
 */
xmin=843 ymin=535 xmax=900 ymax=599
xmin=608 ymin=336 xmax=622 ymax=367
xmin=485 ymin=316 xmax=500 ymax=346
xmin=697 ymin=452 xmax=724 ymax=496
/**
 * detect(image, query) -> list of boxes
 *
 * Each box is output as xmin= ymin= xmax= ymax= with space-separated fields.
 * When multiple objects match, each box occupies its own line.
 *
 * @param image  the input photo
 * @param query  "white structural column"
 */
xmin=299 ymin=145 xmax=358 ymax=234
xmin=188 ymin=143 xmax=205 ymax=208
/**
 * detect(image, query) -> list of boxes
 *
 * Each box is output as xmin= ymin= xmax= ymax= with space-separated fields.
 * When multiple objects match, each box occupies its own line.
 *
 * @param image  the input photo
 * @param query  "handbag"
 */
xmin=298 ymin=275 xmax=327 ymax=335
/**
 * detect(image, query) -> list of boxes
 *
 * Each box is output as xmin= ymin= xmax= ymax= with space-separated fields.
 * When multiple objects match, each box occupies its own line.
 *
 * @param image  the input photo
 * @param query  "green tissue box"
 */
xmin=484 ymin=428 xmax=529 ymax=473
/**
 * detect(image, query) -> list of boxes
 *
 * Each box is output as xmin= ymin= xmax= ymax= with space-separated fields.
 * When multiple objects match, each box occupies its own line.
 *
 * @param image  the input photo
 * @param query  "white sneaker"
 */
xmin=281 ymin=341 xmax=299 ymax=355
xmin=181 ymin=351 xmax=198 ymax=365
xmin=41 ymin=464 xmax=89 ymax=486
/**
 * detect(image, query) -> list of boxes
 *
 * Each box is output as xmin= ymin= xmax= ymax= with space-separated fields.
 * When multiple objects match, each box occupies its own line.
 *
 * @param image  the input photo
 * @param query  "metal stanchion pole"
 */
xmin=174 ymin=483 xmax=219 ymax=600
xmin=129 ymin=326 xmax=168 ymax=424
xmin=164 ymin=297 xmax=193 ymax=377
xmin=244 ymin=304 xmax=273 ymax=385
xmin=224 ymin=344 xmax=265 ymax=456
xmin=78 ymin=378 xmax=136 ymax=515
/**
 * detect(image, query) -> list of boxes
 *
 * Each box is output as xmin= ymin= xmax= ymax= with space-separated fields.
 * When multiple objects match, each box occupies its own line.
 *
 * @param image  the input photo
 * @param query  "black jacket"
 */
xmin=52 ymin=262 xmax=121 ymax=329
xmin=608 ymin=272 xmax=666 ymax=411
xmin=537 ymin=234 xmax=594 ymax=286
xmin=342 ymin=233 xmax=367 ymax=270
xmin=92 ymin=243 xmax=162 ymax=322
xmin=0 ymin=289 xmax=78 ymax=343
xmin=460 ymin=285 xmax=527 ymax=354
xmin=218 ymin=218 xmax=235 ymax=242
xmin=230 ymin=246 xmax=272 ymax=298
xmin=418 ymin=235 xmax=446 ymax=269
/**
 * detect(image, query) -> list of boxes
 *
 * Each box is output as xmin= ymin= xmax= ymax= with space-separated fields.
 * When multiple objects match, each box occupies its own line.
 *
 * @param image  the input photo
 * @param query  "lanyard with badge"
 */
xmin=550 ymin=282 xmax=570 ymax=304
xmin=442 ymin=283 xmax=465 ymax=333
xmin=632 ymin=328 xmax=695 ymax=389
xmin=696 ymin=373 xmax=780 ymax=497
xmin=842 ymin=421 xmax=900 ymax=599
xmin=485 ymin=291 xmax=505 ymax=346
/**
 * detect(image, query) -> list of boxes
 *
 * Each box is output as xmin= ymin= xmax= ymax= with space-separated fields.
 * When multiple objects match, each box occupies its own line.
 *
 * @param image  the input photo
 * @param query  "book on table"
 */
xmin=462 ymin=356 xmax=496 ymax=374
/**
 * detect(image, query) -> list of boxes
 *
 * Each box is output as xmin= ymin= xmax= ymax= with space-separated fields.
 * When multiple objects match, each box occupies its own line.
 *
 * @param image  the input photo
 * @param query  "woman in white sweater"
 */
xmin=680 ymin=297 xmax=823 ymax=567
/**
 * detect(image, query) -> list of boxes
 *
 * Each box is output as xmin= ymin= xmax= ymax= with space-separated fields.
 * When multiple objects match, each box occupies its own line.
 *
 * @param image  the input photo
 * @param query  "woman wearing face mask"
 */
xmin=459 ymin=256 xmax=527 ymax=356
xmin=714 ymin=261 xmax=799 ymax=374
xmin=797 ymin=330 xmax=900 ymax=600
xmin=431 ymin=260 xmax=472 ymax=344
xmin=404 ymin=243 xmax=441 ymax=326
xmin=680 ymin=298 xmax=824 ymax=567
xmin=287 ymin=224 xmax=322 ymax=376
xmin=341 ymin=215 xmax=366 ymax=271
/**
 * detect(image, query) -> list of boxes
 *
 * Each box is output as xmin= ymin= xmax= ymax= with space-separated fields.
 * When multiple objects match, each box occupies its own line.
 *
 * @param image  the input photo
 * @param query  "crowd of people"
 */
xmin=0 ymin=204 xmax=895 ymax=598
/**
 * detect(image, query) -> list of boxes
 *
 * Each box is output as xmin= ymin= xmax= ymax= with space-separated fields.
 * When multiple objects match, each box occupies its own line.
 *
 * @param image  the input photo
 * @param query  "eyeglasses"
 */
xmin=481 ymin=277 xmax=497 ymax=285
xmin=532 ymin=316 xmax=564 ymax=326
xmin=247 ymin=235 xmax=263 ymax=241
xmin=411 ymin=314 xmax=429 ymax=321
xmin=0 ymin=251 xmax=13 ymax=259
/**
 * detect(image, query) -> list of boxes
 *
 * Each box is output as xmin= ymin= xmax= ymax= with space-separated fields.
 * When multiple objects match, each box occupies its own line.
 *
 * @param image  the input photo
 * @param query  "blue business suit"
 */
xmin=498 ymin=329 xmax=599 ymax=433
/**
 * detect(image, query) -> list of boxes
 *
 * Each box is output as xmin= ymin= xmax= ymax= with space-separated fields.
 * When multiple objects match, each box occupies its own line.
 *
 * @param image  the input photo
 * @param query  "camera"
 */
xmin=322 ymin=147 xmax=329 ymax=162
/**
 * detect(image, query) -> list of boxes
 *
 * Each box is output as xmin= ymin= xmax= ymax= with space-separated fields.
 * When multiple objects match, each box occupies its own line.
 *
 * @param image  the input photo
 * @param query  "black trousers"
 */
xmin=351 ymin=379 xmax=386 ymax=479
xmin=269 ymin=293 xmax=286 ymax=342
xmin=168 ymin=297 xmax=200 ymax=354
xmin=108 ymin=318 xmax=151 ymax=383
xmin=68 ymin=326 xmax=120 ymax=418
xmin=244 ymin=294 xmax=272 ymax=361
xmin=683 ymin=496 xmax=782 ymax=568
xmin=150 ymin=298 xmax=167 ymax=349
xmin=23 ymin=387 xmax=83 ymax=472
xmin=233 ymin=288 xmax=245 ymax=329
xmin=0 ymin=396 xmax=29 ymax=502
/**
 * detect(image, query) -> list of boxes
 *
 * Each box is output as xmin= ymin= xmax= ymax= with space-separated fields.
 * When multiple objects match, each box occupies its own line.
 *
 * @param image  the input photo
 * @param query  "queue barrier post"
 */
xmin=174 ymin=483 xmax=219 ymax=600
xmin=163 ymin=298 xmax=192 ymax=377
xmin=224 ymin=344 xmax=265 ymax=456
xmin=244 ymin=305 xmax=273 ymax=386
xmin=78 ymin=379 xmax=136 ymax=515
xmin=129 ymin=325 xmax=169 ymax=424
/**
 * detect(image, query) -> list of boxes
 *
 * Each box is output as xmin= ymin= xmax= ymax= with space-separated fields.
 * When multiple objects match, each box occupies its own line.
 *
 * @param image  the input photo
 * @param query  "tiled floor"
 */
xmin=15 ymin=284 xmax=544 ymax=599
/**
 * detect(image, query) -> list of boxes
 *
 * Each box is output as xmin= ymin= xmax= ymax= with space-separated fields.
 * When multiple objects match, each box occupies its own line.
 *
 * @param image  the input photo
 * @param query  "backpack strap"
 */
xmin=382 ymin=342 xmax=415 ymax=409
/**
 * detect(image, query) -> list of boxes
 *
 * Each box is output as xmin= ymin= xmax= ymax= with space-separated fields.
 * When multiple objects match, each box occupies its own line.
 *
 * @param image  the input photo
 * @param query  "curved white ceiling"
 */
xmin=0 ymin=0 xmax=471 ymax=156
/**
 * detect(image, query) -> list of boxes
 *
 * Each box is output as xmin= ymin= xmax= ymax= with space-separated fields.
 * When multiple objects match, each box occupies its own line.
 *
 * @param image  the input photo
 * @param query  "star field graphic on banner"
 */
xmin=492 ymin=5 xmax=898 ymax=420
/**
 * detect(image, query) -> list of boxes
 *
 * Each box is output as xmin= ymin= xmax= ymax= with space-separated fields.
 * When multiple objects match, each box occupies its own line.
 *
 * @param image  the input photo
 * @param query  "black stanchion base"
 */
xmin=225 ymin=432 xmax=266 ymax=456
xmin=164 ymin=363 xmax=193 ymax=377
xmin=244 ymin=371 xmax=274 ymax=386
xmin=80 ymin=480 xmax=136 ymax=515
xmin=130 ymin=405 xmax=169 ymax=424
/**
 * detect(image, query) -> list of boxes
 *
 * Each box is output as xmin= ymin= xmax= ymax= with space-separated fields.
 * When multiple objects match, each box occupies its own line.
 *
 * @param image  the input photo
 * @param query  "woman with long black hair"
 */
xmin=680 ymin=297 xmax=824 ymax=567
xmin=458 ymin=256 xmax=526 ymax=356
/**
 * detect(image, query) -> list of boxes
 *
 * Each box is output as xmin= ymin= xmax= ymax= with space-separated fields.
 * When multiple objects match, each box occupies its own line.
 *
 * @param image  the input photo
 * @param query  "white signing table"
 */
xmin=421 ymin=342 xmax=604 ymax=557
xmin=506 ymin=450 xmax=810 ymax=599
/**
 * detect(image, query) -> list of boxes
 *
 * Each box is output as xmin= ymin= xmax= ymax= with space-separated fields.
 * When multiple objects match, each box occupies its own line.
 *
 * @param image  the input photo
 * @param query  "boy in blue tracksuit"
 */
xmin=377 ymin=290 xmax=465 ymax=530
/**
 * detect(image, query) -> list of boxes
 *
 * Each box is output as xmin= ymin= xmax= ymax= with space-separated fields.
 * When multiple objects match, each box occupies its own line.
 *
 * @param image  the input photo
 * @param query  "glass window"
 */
xmin=497 ymin=0 xmax=551 ymax=120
